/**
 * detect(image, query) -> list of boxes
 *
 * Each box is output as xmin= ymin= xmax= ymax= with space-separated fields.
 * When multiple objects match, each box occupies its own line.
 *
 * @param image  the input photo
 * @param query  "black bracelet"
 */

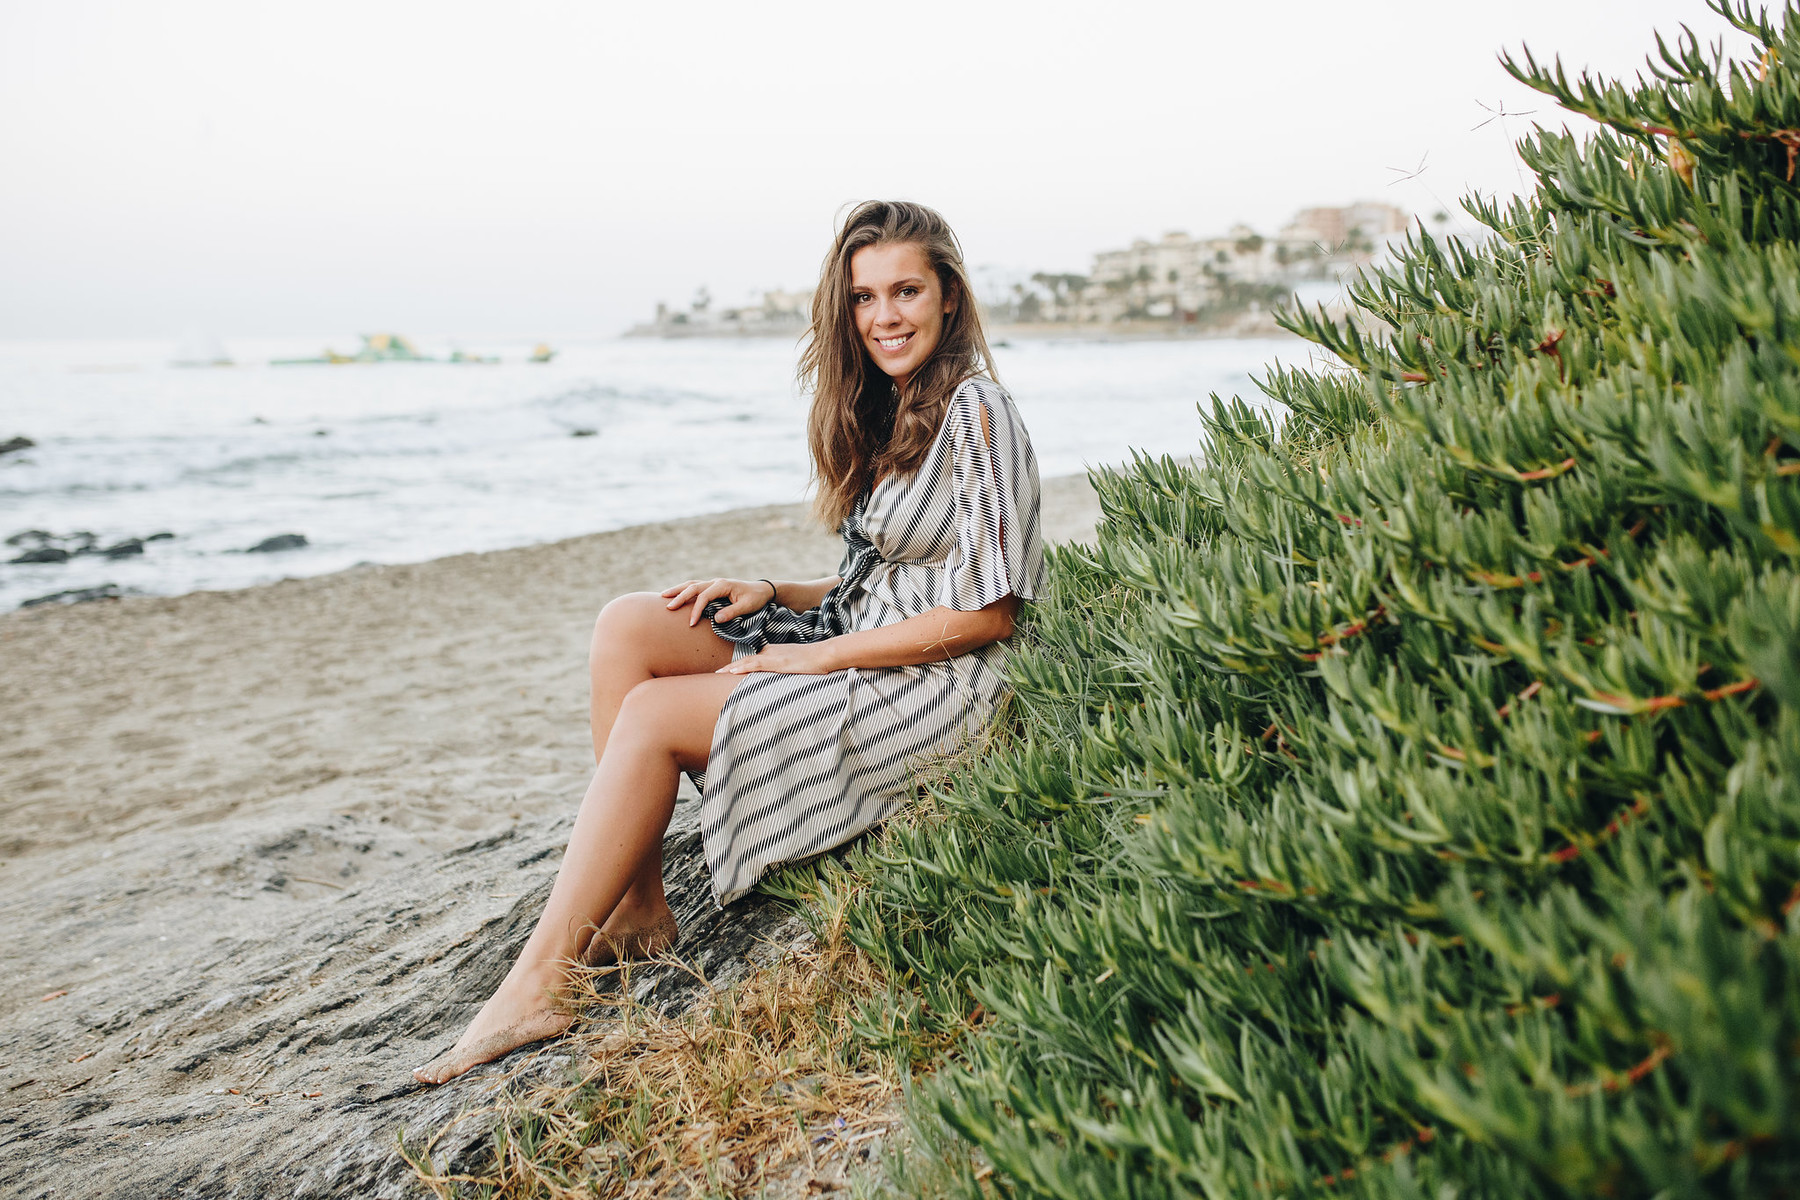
xmin=759 ymin=578 xmax=778 ymax=609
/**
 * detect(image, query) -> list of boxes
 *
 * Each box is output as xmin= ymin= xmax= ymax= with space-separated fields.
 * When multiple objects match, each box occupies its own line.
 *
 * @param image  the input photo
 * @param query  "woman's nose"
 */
xmin=873 ymin=297 xmax=900 ymax=326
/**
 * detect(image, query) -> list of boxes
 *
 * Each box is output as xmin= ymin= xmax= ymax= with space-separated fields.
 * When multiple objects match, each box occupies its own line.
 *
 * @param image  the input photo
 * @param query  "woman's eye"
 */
xmin=899 ymin=287 xmax=918 ymax=298
xmin=852 ymin=292 xmax=871 ymax=304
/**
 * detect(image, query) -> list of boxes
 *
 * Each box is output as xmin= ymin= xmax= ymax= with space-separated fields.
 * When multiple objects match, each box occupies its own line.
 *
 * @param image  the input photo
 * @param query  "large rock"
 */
xmin=6 ymin=531 xmax=99 ymax=561
xmin=0 ymin=436 xmax=34 ymax=457
xmin=247 ymin=534 xmax=309 ymax=554
xmin=19 ymin=584 xmax=127 ymax=609
xmin=0 ymin=800 xmax=804 ymax=1199
xmin=9 ymin=547 xmax=70 ymax=565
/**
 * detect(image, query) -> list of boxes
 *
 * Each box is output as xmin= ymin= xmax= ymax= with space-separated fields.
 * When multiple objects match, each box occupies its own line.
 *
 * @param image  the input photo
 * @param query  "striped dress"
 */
xmin=695 ymin=376 xmax=1044 ymax=906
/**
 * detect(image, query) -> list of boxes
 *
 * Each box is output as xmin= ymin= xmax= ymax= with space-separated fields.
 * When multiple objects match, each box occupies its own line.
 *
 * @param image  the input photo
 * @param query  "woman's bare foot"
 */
xmin=412 ymin=963 xmax=574 ymax=1086
xmin=581 ymin=901 xmax=680 ymax=968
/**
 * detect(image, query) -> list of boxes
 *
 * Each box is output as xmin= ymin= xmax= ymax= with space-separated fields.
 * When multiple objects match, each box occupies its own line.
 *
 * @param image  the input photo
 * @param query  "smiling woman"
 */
xmin=414 ymin=200 xmax=1044 ymax=1086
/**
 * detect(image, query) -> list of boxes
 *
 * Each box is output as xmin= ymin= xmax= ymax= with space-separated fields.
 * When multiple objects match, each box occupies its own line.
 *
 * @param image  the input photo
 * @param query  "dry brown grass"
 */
xmin=406 ymin=881 xmax=903 ymax=1198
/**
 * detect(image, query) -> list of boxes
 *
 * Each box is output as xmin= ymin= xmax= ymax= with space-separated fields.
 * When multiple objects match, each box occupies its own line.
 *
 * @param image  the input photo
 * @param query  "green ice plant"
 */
xmin=829 ymin=3 xmax=1800 ymax=1195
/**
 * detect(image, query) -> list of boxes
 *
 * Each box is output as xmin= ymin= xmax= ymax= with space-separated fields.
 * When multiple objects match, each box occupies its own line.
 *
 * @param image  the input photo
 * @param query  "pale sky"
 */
xmin=0 ymin=0 xmax=1760 ymax=339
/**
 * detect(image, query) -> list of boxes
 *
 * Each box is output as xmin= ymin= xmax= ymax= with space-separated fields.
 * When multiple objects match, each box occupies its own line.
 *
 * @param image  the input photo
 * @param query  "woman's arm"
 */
xmin=717 ymin=594 xmax=1018 ymax=676
xmin=662 ymin=575 xmax=841 ymax=625
xmin=768 ymin=575 xmax=841 ymax=613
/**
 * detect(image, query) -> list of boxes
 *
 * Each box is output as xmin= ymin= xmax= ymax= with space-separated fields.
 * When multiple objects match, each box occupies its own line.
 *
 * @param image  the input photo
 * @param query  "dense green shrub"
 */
xmin=841 ymin=4 xmax=1800 ymax=1195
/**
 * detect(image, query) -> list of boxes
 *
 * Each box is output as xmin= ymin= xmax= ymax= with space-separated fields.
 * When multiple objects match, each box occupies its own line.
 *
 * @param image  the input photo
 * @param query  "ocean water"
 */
xmin=0 ymin=334 xmax=1303 ymax=610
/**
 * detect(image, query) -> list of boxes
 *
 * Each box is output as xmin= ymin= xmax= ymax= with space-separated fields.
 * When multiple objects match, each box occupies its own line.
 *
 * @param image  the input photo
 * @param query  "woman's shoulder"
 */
xmin=949 ymin=375 xmax=1025 ymax=428
xmin=952 ymin=374 xmax=1008 ymax=404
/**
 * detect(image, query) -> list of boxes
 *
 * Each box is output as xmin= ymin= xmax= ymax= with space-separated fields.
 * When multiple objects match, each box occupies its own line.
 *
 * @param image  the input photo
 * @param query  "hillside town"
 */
xmin=628 ymin=201 xmax=1413 ymax=337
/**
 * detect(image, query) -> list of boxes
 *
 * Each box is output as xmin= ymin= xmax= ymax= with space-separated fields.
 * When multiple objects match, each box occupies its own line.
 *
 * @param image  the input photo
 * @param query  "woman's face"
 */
xmin=850 ymin=241 xmax=955 ymax=393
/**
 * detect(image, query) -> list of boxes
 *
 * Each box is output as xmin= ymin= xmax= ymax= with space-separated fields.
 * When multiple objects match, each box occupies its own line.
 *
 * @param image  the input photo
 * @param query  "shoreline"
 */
xmin=7 ymin=469 xmax=1104 ymax=615
xmin=622 ymin=317 xmax=1304 ymax=342
xmin=0 ymin=473 xmax=1102 ymax=1197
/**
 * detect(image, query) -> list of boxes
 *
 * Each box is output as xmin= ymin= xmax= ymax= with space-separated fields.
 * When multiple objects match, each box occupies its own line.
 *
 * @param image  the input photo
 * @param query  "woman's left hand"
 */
xmin=716 ymin=643 xmax=838 ymax=676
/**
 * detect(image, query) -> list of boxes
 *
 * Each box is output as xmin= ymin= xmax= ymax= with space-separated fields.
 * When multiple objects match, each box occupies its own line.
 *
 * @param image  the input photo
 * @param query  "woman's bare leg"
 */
xmin=413 ymin=671 xmax=742 ymax=1085
xmin=582 ymin=592 xmax=736 ymax=945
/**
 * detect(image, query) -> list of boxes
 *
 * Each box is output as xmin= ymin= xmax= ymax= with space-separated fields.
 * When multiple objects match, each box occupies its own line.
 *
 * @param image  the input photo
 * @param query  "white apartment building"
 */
xmin=1279 ymin=202 xmax=1410 ymax=253
xmin=1063 ymin=202 xmax=1411 ymax=324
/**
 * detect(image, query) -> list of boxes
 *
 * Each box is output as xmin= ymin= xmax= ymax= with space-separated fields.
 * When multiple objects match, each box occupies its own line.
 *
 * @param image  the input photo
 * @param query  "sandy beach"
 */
xmin=0 ymin=474 xmax=1100 ymax=1198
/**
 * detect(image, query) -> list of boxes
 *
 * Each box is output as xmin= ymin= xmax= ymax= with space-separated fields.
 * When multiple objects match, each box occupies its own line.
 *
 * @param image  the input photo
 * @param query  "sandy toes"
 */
xmin=581 ymin=910 xmax=681 ymax=968
xmin=413 ymin=910 xmax=679 ymax=1086
xmin=412 ymin=1007 xmax=573 ymax=1085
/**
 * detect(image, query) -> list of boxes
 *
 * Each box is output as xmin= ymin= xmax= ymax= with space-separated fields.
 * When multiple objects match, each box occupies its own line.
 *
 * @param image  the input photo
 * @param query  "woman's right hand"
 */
xmin=661 ymin=578 xmax=775 ymax=627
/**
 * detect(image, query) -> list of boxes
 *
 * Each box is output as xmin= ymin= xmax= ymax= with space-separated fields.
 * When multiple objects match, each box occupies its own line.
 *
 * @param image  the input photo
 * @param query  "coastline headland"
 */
xmin=624 ymin=313 xmax=1301 ymax=342
xmin=627 ymin=199 xmax=1407 ymax=340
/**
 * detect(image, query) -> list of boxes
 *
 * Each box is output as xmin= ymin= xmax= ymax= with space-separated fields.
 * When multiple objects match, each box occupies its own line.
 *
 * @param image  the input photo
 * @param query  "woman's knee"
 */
xmin=613 ymin=676 xmax=735 ymax=769
xmin=592 ymin=592 xmax=666 ymax=657
xmin=610 ymin=677 xmax=684 ymax=756
xmin=592 ymin=590 xmax=731 ymax=678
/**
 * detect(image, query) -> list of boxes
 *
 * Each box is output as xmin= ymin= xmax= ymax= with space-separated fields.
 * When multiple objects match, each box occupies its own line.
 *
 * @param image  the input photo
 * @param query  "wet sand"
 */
xmin=0 ymin=474 xmax=1101 ymax=1198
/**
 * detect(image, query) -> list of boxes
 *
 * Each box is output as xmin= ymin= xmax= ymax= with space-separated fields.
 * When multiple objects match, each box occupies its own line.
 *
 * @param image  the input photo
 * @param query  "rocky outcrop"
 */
xmin=0 ymin=436 xmax=34 ymax=457
xmin=7 ymin=531 xmax=92 ymax=564
xmin=0 ymin=799 xmax=804 ymax=1200
xmin=18 ymin=584 xmax=129 ymax=608
xmin=246 ymin=534 xmax=309 ymax=553
xmin=6 ymin=530 xmax=173 ymax=565
xmin=9 ymin=547 xmax=71 ymax=564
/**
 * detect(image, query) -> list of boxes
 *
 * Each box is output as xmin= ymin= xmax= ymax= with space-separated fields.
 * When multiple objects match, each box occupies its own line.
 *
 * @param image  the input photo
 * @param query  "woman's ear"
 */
xmin=943 ymin=278 xmax=959 ymax=316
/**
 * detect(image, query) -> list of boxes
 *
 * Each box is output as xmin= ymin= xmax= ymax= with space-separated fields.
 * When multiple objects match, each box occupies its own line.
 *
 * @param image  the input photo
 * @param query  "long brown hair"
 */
xmin=800 ymin=200 xmax=999 ymax=528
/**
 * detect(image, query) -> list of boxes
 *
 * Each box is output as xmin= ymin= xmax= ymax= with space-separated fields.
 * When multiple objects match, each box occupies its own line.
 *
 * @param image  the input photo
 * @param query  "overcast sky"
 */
xmin=0 ymin=0 xmax=1760 ymax=339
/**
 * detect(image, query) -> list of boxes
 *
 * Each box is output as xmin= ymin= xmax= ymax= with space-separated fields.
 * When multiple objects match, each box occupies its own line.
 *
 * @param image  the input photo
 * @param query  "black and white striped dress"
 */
xmin=696 ymin=376 xmax=1044 ymax=906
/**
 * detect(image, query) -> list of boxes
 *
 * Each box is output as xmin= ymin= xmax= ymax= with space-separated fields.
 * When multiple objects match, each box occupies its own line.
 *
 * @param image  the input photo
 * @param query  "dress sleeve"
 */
xmin=937 ymin=379 xmax=1045 ymax=610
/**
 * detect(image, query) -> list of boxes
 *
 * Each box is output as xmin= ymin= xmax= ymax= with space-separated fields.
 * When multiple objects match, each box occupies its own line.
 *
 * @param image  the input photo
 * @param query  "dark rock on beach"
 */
xmin=9 ymin=547 xmax=70 ymax=565
xmin=0 ymin=435 xmax=35 ymax=457
xmin=570 ymin=428 xmax=598 ymax=438
xmin=19 ymin=584 xmax=128 ymax=608
xmin=247 ymin=533 xmax=309 ymax=553
xmin=9 ymin=530 xmax=167 ymax=564
xmin=7 ymin=530 xmax=99 ymax=559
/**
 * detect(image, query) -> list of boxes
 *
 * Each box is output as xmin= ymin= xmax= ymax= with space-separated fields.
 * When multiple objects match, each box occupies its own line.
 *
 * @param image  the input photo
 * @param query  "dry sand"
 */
xmin=0 ymin=474 xmax=1101 ymax=1198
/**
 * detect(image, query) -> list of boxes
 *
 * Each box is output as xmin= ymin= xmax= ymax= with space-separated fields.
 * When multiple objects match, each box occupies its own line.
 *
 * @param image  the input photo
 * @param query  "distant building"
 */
xmin=746 ymin=289 xmax=813 ymax=328
xmin=1280 ymin=201 xmax=1409 ymax=254
xmin=630 ymin=286 xmax=812 ymax=337
xmin=1028 ymin=202 xmax=1413 ymax=326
